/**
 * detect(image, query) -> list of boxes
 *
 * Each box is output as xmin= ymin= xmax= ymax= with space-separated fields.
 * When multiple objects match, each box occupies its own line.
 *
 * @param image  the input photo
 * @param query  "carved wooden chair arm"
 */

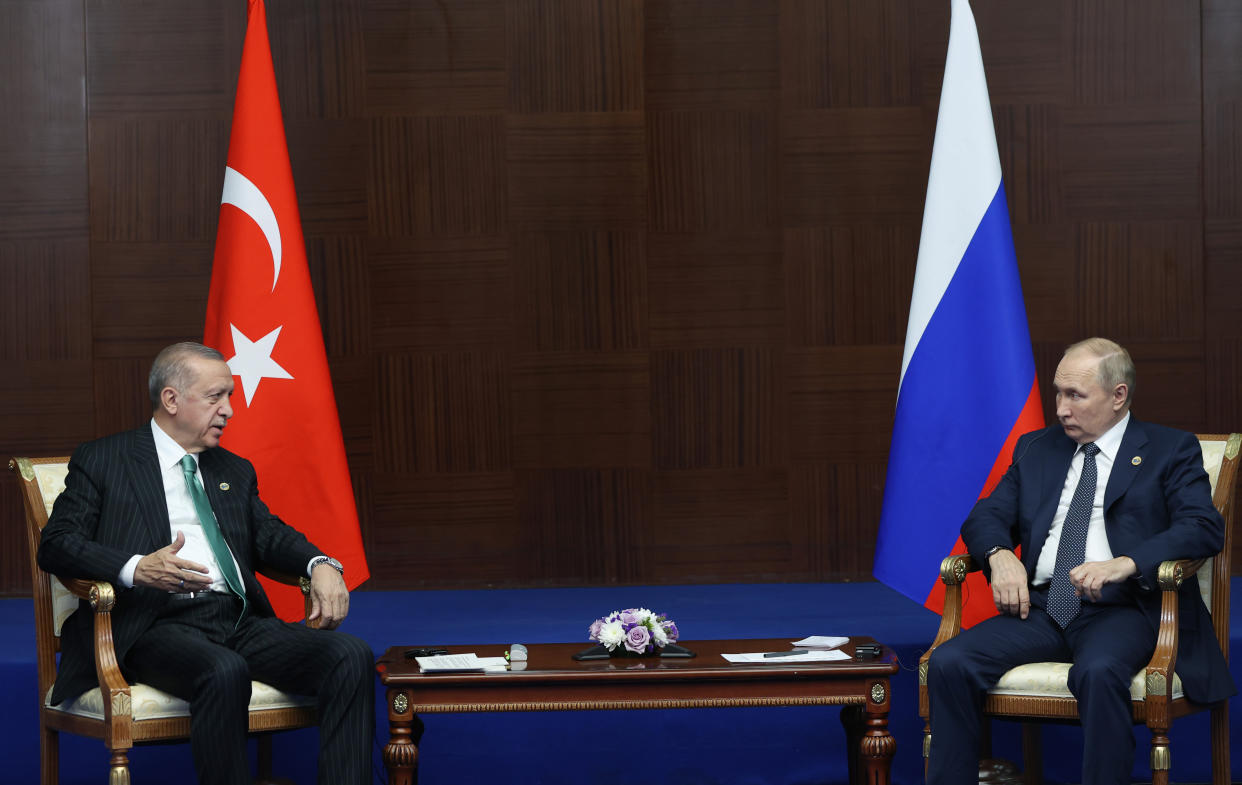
xmin=257 ymin=567 xmax=317 ymax=629
xmin=925 ymin=554 xmax=981 ymax=654
xmin=56 ymin=578 xmax=136 ymax=731
xmin=1144 ymin=558 xmax=1206 ymax=708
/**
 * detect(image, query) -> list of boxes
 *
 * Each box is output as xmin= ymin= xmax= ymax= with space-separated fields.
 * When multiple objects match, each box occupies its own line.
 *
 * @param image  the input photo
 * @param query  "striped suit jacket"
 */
xmin=37 ymin=425 xmax=324 ymax=705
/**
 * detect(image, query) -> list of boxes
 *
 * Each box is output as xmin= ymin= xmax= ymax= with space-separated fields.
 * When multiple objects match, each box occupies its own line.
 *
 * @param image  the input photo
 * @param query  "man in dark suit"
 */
xmin=925 ymin=337 xmax=1234 ymax=785
xmin=38 ymin=341 xmax=373 ymax=785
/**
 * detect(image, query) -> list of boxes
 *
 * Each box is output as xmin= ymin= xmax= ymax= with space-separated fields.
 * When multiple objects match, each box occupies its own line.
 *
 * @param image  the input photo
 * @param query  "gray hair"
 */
xmin=149 ymin=342 xmax=225 ymax=407
xmin=1065 ymin=337 xmax=1135 ymax=407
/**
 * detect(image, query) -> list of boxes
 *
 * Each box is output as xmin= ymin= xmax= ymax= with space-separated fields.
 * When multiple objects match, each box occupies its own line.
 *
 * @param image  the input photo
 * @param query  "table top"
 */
xmin=375 ymin=637 xmax=897 ymax=687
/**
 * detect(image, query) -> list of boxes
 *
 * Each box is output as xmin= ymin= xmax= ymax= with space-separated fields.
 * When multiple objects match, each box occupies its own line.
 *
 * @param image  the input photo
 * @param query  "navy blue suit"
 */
xmin=926 ymin=418 xmax=1233 ymax=785
xmin=38 ymin=426 xmax=374 ymax=785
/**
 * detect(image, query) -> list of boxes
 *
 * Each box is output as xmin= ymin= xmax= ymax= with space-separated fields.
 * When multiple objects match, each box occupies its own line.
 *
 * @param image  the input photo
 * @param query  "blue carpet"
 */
xmin=0 ymin=580 xmax=1237 ymax=784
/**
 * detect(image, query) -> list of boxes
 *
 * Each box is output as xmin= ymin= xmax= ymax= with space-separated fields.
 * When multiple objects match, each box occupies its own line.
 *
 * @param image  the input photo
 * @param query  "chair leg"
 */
xmin=258 ymin=733 xmax=274 ymax=779
xmin=40 ymin=726 xmax=58 ymax=785
xmin=1020 ymin=723 xmax=1042 ymax=785
xmin=1149 ymin=731 xmax=1170 ymax=785
xmin=1210 ymin=703 xmax=1229 ymax=785
xmin=107 ymin=749 xmax=130 ymax=785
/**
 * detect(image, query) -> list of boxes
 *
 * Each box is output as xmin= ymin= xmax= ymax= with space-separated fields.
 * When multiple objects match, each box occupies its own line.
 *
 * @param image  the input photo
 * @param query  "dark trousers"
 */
xmin=123 ymin=593 xmax=374 ymax=785
xmin=926 ymin=599 xmax=1155 ymax=785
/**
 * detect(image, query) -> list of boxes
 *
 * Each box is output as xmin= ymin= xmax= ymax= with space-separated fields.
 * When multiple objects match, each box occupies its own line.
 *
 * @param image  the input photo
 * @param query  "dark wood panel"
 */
xmin=781 ymin=108 xmax=927 ymax=225
xmin=784 ymin=225 xmax=917 ymax=347
xmin=507 ymin=112 xmax=646 ymax=228
xmin=649 ymin=468 xmax=795 ymax=581
xmin=511 ymin=352 xmax=651 ymax=468
xmin=781 ymin=0 xmax=914 ymax=109
xmin=0 ymin=240 xmax=92 ymax=361
xmin=88 ymin=117 xmax=229 ymax=242
xmin=506 ymin=0 xmax=643 ymax=113
xmin=369 ymin=115 xmax=507 ymax=237
xmin=85 ymin=0 xmax=238 ymax=117
xmin=646 ymin=0 xmax=777 ymax=112
xmin=268 ymin=0 xmax=364 ymax=120
xmin=648 ymin=232 xmax=784 ymax=348
xmin=369 ymin=237 xmax=511 ymax=349
xmin=651 ymin=348 xmax=785 ymax=470
xmin=787 ymin=347 xmax=900 ymax=463
xmin=373 ymin=352 xmax=511 ymax=475
xmin=791 ymin=460 xmax=887 ymax=579
xmin=368 ymin=471 xmax=522 ymax=588
xmin=362 ymin=0 xmax=506 ymax=116
xmin=511 ymin=230 xmax=648 ymax=351
xmin=1073 ymin=221 xmax=1203 ymax=341
xmin=90 ymin=242 xmax=213 ymax=359
xmin=648 ymin=110 xmax=777 ymax=231
xmin=1059 ymin=106 xmax=1200 ymax=220
xmin=1068 ymin=0 xmax=1199 ymax=104
xmin=286 ymin=120 xmax=369 ymax=235
xmin=517 ymin=468 xmax=650 ymax=583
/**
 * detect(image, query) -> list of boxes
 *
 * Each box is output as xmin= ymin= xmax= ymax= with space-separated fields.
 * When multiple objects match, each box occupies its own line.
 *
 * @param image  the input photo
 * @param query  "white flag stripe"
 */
xmin=899 ymin=0 xmax=1003 ymax=387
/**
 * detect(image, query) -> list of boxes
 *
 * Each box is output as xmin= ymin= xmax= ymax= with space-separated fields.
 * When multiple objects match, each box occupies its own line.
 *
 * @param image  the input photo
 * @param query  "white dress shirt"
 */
xmin=1033 ymin=411 xmax=1131 ymax=585
xmin=118 ymin=420 xmax=244 ymax=592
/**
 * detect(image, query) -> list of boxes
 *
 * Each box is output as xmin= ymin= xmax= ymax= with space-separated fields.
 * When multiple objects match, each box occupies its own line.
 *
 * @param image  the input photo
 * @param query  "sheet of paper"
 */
xmin=792 ymin=635 xmax=849 ymax=649
xmin=721 ymin=650 xmax=851 ymax=663
xmin=416 ymin=653 xmax=511 ymax=673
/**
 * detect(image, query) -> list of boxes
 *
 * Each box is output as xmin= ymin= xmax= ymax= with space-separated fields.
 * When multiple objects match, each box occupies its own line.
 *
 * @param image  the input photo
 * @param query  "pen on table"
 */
xmin=763 ymin=649 xmax=808 ymax=658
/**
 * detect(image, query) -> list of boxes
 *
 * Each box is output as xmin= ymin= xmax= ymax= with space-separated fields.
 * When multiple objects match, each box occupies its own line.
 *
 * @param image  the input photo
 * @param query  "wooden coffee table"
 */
xmin=375 ymin=637 xmax=898 ymax=784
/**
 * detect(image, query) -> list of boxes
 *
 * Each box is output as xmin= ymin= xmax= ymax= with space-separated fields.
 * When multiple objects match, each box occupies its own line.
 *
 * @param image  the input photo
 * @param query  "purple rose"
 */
xmin=662 ymin=621 xmax=679 ymax=642
xmin=624 ymin=624 xmax=651 ymax=653
xmin=588 ymin=619 xmax=604 ymax=641
xmin=618 ymin=610 xmax=640 ymax=627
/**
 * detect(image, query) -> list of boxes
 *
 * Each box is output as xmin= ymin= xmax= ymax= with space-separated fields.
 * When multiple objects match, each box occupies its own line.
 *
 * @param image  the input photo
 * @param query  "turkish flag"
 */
xmin=204 ymin=0 xmax=368 ymax=619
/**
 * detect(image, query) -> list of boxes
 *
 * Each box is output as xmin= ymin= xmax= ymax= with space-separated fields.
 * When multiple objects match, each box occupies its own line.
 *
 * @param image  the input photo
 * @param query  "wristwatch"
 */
xmin=984 ymin=545 xmax=1011 ymax=561
xmin=309 ymin=556 xmax=344 ymax=576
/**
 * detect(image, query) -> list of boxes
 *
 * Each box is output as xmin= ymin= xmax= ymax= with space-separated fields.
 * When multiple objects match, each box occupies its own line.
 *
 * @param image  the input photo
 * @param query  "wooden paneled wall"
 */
xmin=2 ymin=1 xmax=1240 ymax=594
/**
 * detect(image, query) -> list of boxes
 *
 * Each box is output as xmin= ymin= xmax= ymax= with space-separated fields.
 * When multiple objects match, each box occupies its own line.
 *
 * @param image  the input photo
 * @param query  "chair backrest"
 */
xmin=1196 ymin=434 xmax=1240 ymax=660
xmin=10 ymin=457 xmax=75 ymax=704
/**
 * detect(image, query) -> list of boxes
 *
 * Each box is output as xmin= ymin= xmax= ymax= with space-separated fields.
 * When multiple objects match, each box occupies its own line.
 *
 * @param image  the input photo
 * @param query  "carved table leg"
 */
xmin=860 ymin=679 xmax=896 ymax=785
xmin=383 ymin=689 xmax=419 ymax=785
xmin=841 ymin=704 xmax=862 ymax=785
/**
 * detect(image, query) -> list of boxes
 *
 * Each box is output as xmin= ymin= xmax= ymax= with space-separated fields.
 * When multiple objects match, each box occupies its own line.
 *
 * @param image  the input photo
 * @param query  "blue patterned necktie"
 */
xmin=179 ymin=455 xmax=248 ymax=619
xmin=1047 ymin=442 xmax=1100 ymax=628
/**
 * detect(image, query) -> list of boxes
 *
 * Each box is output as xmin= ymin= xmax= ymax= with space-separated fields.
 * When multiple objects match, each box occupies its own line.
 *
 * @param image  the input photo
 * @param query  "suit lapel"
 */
xmin=1105 ymin=417 xmax=1148 ymax=511
xmin=126 ymin=426 xmax=173 ymax=548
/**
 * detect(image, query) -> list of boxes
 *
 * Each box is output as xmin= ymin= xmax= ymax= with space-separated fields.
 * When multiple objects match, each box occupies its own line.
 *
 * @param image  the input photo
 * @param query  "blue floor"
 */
xmin=0 ymin=580 xmax=1237 ymax=784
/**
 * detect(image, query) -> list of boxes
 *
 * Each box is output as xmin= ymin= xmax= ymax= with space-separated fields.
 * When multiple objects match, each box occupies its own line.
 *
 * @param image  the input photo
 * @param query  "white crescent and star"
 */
xmin=227 ymin=324 xmax=294 ymax=406
xmin=217 ymin=166 xmax=295 ymax=407
xmin=221 ymin=165 xmax=282 ymax=292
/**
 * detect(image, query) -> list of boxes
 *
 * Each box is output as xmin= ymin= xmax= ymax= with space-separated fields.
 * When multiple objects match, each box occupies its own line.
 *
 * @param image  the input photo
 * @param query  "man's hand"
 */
xmin=308 ymin=564 xmax=350 ymax=630
xmin=133 ymin=531 xmax=211 ymax=592
xmin=1069 ymin=556 xmax=1137 ymax=602
xmin=988 ymin=548 xmax=1030 ymax=619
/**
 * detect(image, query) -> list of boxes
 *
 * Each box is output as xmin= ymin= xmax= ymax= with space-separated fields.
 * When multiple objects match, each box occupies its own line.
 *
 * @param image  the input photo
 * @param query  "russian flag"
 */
xmin=872 ymin=0 xmax=1043 ymax=627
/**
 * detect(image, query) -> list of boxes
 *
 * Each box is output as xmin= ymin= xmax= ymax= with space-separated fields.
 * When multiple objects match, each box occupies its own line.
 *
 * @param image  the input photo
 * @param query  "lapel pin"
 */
xmin=1131 ymin=456 xmax=1142 ymax=466
xmin=219 ymin=482 xmax=230 ymax=491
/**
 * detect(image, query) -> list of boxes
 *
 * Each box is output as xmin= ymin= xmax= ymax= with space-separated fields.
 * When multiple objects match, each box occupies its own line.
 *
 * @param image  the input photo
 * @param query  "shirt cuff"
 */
xmin=119 ymin=554 xmax=142 ymax=588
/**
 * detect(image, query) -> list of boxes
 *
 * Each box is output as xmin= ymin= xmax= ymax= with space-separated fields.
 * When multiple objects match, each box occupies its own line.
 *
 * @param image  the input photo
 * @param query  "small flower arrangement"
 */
xmin=588 ymin=608 xmax=680 ymax=655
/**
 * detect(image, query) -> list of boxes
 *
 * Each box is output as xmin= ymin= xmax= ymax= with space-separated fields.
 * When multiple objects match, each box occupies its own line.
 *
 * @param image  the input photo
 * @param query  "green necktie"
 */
xmin=179 ymin=455 xmax=248 ymax=619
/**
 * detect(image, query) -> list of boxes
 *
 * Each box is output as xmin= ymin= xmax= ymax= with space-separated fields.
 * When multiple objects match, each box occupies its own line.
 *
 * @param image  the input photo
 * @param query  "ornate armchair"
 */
xmin=918 ymin=433 xmax=1239 ymax=785
xmin=11 ymin=456 xmax=319 ymax=785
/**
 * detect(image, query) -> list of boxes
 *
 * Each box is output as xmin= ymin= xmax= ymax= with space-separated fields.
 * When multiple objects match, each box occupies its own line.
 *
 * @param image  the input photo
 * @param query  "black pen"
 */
xmin=763 ymin=649 xmax=808 ymax=658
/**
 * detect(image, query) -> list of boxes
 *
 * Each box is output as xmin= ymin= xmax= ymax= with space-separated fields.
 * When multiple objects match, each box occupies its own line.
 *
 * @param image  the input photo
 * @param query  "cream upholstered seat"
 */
xmin=917 ymin=433 xmax=1239 ymax=785
xmin=12 ymin=456 xmax=317 ymax=785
